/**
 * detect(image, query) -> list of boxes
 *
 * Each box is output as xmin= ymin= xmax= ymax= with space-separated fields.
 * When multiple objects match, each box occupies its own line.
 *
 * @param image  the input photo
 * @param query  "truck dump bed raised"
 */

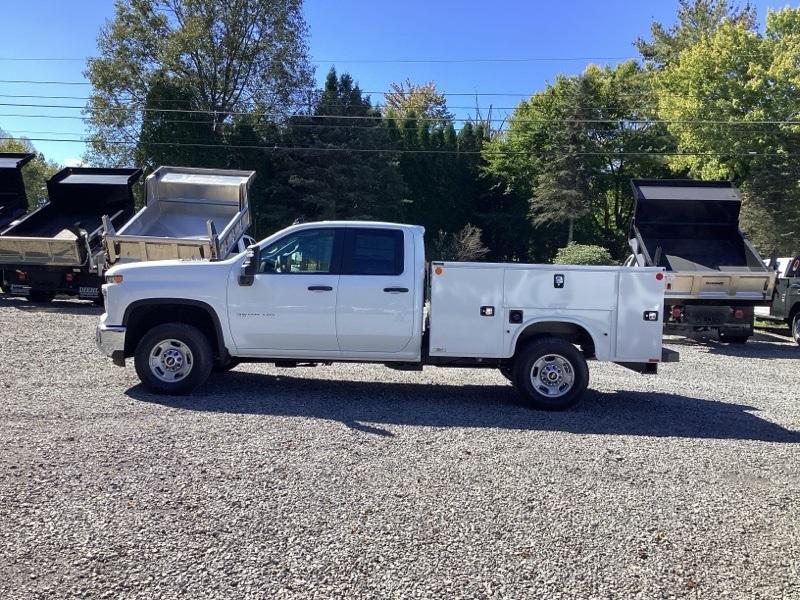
xmin=0 ymin=153 xmax=34 ymax=230
xmin=0 ymin=167 xmax=141 ymax=267
xmin=628 ymin=179 xmax=774 ymax=302
xmin=103 ymin=166 xmax=255 ymax=265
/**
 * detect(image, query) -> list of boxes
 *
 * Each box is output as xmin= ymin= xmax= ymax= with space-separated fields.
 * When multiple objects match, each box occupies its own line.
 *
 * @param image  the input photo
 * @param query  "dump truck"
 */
xmin=102 ymin=166 xmax=255 ymax=266
xmin=626 ymin=179 xmax=775 ymax=343
xmin=0 ymin=153 xmax=33 ymax=230
xmin=0 ymin=164 xmax=141 ymax=302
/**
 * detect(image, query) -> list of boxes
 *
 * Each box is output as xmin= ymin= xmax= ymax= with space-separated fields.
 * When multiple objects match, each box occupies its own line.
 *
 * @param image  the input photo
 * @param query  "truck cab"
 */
xmin=760 ymin=255 xmax=800 ymax=344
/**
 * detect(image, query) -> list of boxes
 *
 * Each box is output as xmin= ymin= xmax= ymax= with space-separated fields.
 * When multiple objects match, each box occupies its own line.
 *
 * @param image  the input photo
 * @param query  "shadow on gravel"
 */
xmin=664 ymin=332 xmax=799 ymax=360
xmin=126 ymin=371 xmax=800 ymax=443
xmin=0 ymin=296 xmax=102 ymax=315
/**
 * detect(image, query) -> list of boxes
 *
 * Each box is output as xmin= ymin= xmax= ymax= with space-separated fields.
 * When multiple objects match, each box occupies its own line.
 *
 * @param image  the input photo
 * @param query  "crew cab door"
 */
xmin=227 ymin=227 xmax=342 ymax=352
xmin=335 ymin=227 xmax=415 ymax=352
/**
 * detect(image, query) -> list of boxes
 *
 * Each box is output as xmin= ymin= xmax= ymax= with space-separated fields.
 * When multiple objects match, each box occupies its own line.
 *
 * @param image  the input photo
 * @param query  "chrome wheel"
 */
xmin=530 ymin=354 xmax=575 ymax=398
xmin=149 ymin=339 xmax=194 ymax=382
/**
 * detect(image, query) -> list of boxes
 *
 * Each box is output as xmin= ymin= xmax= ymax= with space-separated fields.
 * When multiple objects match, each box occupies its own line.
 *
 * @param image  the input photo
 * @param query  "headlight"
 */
xmin=105 ymin=274 xmax=123 ymax=284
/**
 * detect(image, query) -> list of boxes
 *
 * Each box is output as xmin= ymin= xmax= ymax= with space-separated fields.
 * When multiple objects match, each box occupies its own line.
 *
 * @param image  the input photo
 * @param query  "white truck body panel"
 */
xmin=429 ymin=262 xmax=665 ymax=362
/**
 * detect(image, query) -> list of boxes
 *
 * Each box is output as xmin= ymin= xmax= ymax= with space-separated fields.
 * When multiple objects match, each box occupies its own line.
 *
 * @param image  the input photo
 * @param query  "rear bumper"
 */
xmin=96 ymin=323 xmax=126 ymax=366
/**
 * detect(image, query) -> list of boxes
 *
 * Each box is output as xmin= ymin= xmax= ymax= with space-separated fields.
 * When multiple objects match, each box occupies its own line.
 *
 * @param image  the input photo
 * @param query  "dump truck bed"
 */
xmin=104 ymin=166 xmax=255 ymax=265
xmin=0 ymin=167 xmax=140 ymax=267
xmin=628 ymin=179 xmax=774 ymax=302
xmin=0 ymin=153 xmax=34 ymax=229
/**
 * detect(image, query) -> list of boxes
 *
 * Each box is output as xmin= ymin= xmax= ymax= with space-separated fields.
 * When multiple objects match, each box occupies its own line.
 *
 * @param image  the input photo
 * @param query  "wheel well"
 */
xmin=514 ymin=321 xmax=596 ymax=358
xmin=123 ymin=301 xmax=224 ymax=359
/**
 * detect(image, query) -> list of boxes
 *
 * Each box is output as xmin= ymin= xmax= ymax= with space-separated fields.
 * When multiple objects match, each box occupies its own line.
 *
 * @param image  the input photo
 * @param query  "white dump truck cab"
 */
xmin=97 ymin=221 xmax=677 ymax=410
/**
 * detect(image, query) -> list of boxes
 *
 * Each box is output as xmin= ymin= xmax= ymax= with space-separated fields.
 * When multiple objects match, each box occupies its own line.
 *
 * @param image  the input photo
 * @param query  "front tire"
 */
xmin=513 ymin=337 xmax=589 ymax=410
xmin=134 ymin=323 xmax=213 ymax=395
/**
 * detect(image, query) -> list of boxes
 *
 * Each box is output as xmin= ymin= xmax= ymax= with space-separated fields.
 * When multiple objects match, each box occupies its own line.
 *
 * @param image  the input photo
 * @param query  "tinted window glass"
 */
xmin=259 ymin=229 xmax=335 ymax=274
xmin=343 ymin=229 xmax=403 ymax=276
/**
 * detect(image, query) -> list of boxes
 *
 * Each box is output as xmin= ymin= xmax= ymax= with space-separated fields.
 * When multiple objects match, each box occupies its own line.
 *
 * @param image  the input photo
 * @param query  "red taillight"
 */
xmin=656 ymin=272 xmax=664 ymax=281
xmin=65 ymin=273 xmax=74 ymax=282
xmin=16 ymin=270 xmax=26 ymax=281
xmin=671 ymin=306 xmax=683 ymax=319
xmin=734 ymin=308 xmax=744 ymax=319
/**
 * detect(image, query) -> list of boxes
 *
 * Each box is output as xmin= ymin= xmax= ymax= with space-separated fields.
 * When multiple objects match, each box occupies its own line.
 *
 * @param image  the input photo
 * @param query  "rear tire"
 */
xmin=28 ymin=291 xmax=54 ymax=303
xmin=719 ymin=333 xmax=749 ymax=344
xmin=134 ymin=322 xmax=213 ymax=395
xmin=512 ymin=337 xmax=589 ymax=410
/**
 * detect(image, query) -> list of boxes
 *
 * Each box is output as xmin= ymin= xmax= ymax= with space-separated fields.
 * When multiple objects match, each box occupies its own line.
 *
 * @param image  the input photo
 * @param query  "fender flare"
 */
xmin=122 ymin=298 xmax=228 ymax=357
xmin=509 ymin=316 xmax=605 ymax=359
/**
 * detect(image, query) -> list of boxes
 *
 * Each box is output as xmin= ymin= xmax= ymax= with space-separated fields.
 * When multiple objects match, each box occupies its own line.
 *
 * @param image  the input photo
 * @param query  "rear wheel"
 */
xmin=28 ymin=291 xmax=54 ymax=303
xmin=512 ymin=337 xmax=589 ymax=410
xmin=134 ymin=322 xmax=213 ymax=395
xmin=719 ymin=333 xmax=749 ymax=344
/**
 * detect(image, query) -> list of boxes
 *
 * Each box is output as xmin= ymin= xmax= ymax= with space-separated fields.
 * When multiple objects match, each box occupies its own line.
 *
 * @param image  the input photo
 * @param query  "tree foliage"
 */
xmin=85 ymin=0 xmax=314 ymax=165
xmin=383 ymin=79 xmax=454 ymax=125
xmin=656 ymin=8 xmax=800 ymax=253
xmin=554 ymin=242 xmax=615 ymax=266
xmin=635 ymin=0 xmax=756 ymax=67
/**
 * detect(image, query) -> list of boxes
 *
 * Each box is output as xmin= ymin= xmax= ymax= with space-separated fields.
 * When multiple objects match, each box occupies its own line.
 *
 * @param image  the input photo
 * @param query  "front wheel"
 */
xmin=512 ymin=337 xmax=589 ymax=410
xmin=134 ymin=322 xmax=213 ymax=395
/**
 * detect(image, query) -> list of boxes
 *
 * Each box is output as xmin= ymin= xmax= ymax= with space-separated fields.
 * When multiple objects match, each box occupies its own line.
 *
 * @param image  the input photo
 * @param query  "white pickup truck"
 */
xmin=97 ymin=221 xmax=677 ymax=409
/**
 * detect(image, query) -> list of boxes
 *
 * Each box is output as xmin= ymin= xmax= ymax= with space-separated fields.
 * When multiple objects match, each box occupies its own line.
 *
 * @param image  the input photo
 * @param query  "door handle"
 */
xmin=308 ymin=285 xmax=333 ymax=292
xmin=383 ymin=287 xmax=409 ymax=293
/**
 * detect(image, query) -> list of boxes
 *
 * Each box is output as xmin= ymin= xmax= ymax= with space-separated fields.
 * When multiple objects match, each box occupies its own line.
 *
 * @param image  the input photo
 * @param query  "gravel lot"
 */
xmin=1 ymin=296 xmax=798 ymax=599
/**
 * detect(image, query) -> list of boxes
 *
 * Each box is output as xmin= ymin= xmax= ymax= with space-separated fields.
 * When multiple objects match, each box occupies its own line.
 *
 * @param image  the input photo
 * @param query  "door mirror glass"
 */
xmin=238 ymin=244 xmax=261 ymax=286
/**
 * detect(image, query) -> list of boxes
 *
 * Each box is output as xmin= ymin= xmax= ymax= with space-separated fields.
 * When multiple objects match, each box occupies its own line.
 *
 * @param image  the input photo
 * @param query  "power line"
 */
xmin=1 ymin=136 xmax=796 ymax=158
xmin=2 ymin=102 xmax=798 ymax=126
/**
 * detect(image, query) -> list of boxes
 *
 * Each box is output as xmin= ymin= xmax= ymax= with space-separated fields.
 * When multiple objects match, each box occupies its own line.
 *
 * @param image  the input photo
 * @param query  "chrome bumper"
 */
xmin=96 ymin=323 xmax=127 ymax=366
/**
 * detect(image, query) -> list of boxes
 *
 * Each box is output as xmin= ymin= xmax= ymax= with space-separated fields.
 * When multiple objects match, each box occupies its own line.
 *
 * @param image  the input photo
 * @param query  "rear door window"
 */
xmin=342 ymin=229 xmax=404 ymax=276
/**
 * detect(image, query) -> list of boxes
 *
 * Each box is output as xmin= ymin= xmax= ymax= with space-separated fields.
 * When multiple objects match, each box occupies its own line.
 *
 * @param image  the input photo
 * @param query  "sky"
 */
xmin=0 ymin=0 xmax=791 ymax=165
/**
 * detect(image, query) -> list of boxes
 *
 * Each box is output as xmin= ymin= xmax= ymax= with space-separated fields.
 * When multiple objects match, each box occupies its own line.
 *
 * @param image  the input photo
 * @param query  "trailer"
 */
xmin=627 ymin=179 xmax=775 ymax=342
xmin=0 ymin=153 xmax=34 ymax=230
xmin=0 ymin=166 xmax=141 ymax=302
xmin=102 ymin=166 xmax=255 ymax=266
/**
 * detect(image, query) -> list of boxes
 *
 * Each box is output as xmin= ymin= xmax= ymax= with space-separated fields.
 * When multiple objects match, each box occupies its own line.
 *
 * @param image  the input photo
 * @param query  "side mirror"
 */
xmin=238 ymin=244 xmax=260 ymax=286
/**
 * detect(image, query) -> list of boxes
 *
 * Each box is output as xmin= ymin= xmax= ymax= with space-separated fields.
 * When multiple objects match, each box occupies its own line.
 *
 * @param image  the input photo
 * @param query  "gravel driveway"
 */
xmin=1 ymin=296 xmax=798 ymax=599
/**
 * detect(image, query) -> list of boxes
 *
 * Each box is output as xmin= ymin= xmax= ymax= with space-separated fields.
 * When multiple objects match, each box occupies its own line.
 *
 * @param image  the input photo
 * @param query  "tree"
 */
xmin=85 ymin=0 xmax=314 ymax=165
xmin=428 ymin=224 xmax=490 ymax=261
xmin=256 ymin=68 xmax=406 ymax=233
xmin=484 ymin=62 xmax=674 ymax=259
xmin=0 ymin=133 xmax=60 ymax=207
xmin=383 ymin=79 xmax=454 ymax=125
xmin=656 ymin=8 xmax=800 ymax=253
xmin=636 ymin=0 xmax=756 ymax=67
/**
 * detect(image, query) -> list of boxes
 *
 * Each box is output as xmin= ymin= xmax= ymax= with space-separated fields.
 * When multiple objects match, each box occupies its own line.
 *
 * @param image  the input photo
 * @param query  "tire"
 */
xmin=134 ymin=322 xmax=213 ymax=395
xmin=719 ymin=334 xmax=749 ymax=344
xmin=512 ymin=337 xmax=589 ymax=410
xmin=792 ymin=312 xmax=800 ymax=346
xmin=28 ymin=291 xmax=55 ymax=303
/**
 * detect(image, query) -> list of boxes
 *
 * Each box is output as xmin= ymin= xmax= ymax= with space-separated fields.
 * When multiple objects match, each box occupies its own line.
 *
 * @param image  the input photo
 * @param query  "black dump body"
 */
xmin=629 ymin=179 xmax=764 ymax=272
xmin=3 ymin=167 xmax=141 ymax=244
xmin=0 ymin=166 xmax=141 ymax=301
xmin=0 ymin=152 xmax=34 ymax=229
